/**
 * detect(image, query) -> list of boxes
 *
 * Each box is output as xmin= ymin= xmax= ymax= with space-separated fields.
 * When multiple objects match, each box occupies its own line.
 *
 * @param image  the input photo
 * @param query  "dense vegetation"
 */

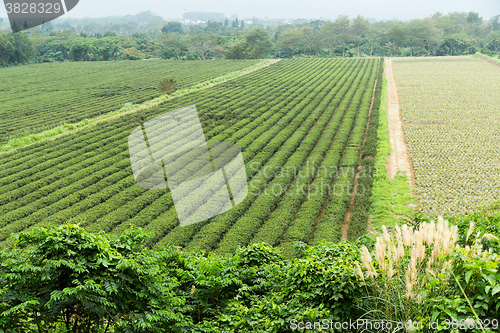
xmin=1 ymin=11 xmax=499 ymax=66
xmin=0 ymin=58 xmax=382 ymax=256
xmin=392 ymin=56 xmax=500 ymax=216
xmin=0 ymin=214 xmax=498 ymax=332
xmin=0 ymin=59 xmax=259 ymax=143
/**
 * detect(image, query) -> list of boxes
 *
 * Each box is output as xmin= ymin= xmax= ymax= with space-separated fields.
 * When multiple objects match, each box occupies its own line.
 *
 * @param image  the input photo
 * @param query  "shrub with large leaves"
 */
xmin=0 ymin=224 xmax=189 ymax=332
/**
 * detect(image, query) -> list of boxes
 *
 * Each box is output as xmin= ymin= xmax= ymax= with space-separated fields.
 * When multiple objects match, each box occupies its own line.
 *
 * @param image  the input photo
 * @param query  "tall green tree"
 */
xmin=188 ymin=30 xmax=221 ymax=60
xmin=232 ymin=18 xmax=239 ymax=29
xmin=388 ymin=23 xmax=406 ymax=56
xmin=161 ymin=21 xmax=183 ymax=34
xmin=245 ymin=27 xmax=272 ymax=58
xmin=333 ymin=15 xmax=350 ymax=57
xmin=319 ymin=21 xmax=336 ymax=57
xmin=276 ymin=27 xmax=303 ymax=57
xmin=300 ymin=26 xmax=318 ymax=56
xmin=158 ymin=32 xmax=188 ymax=59
xmin=367 ymin=27 xmax=382 ymax=56
xmin=0 ymin=32 xmax=14 ymax=66
xmin=351 ymin=15 xmax=370 ymax=56
xmin=224 ymin=40 xmax=250 ymax=59
xmin=7 ymin=32 xmax=35 ymax=64
xmin=491 ymin=15 xmax=500 ymax=30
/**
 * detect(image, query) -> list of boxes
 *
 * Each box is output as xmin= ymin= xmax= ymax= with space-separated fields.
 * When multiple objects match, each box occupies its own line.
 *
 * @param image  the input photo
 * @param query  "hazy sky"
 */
xmin=1 ymin=0 xmax=499 ymax=21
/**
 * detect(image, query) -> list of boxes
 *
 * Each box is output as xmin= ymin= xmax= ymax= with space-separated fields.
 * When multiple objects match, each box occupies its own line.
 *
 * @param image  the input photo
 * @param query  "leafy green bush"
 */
xmin=0 ymin=225 xmax=189 ymax=332
xmin=449 ymin=204 xmax=500 ymax=254
xmin=159 ymin=78 xmax=177 ymax=95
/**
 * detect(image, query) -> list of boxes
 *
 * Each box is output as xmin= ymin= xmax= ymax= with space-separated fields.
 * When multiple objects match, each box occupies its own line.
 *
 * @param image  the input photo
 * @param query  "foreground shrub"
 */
xmin=1 ymin=219 xmax=499 ymax=333
xmin=0 ymin=225 xmax=189 ymax=332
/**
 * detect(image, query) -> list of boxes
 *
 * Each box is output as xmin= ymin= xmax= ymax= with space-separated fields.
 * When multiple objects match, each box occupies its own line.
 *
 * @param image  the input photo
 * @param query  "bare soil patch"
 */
xmin=384 ymin=58 xmax=416 ymax=189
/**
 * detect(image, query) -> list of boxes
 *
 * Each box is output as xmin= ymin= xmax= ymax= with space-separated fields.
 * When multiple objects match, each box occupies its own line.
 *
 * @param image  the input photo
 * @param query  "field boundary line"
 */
xmin=0 ymin=59 xmax=278 ymax=154
xmin=473 ymin=53 xmax=500 ymax=68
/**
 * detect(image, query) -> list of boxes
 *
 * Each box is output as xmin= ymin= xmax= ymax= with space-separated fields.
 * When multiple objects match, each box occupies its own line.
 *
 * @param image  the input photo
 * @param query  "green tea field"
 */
xmin=0 ymin=59 xmax=259 ymax=143
xmin=0 ymin=58 xmax=383 ymax=256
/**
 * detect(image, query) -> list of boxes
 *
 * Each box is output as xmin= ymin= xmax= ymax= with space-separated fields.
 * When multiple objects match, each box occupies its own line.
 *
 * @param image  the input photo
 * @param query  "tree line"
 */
xmin=0 ymin=11 xmax=499 ymax=66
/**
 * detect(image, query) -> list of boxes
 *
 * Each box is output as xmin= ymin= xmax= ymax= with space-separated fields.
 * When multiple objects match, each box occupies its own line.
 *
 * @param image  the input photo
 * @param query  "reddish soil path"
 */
xmin=385 ymin=58 xmax=416 ymax=189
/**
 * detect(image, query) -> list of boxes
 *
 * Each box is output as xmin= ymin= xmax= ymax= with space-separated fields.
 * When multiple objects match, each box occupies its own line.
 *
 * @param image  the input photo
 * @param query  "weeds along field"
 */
xmin=0 ymin=58 xmax=383 ymax=256
xmin=393 ymin=56 xmax=500 ymax=216
xmin=0 ymin=60 xmax=259 ymax=144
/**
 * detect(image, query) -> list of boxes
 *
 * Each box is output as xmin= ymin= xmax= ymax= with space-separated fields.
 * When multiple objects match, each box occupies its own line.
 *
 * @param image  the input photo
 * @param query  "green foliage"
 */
xmin=161 ymin=22 xmax=183 ymax=34
xmin=0 ymin=31 xmax=35 ymax=66
xmin=216 ymin=241 xmax=365 ymax=332
xmin=159 ymin=78 xmax=177 ymax=95
xmin=224 ymin=28 xmax=272 ymax=59
xmin=0 ymin=220 xmax=499 ymax=332
xmin=449 ymin=205 xmax=500 ymax=254
xmin=0 ymin=225 xmax=189 ymax=332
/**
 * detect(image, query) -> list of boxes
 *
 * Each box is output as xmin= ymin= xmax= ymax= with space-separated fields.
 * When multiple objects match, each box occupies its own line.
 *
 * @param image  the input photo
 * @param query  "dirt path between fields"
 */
xmin=385 ymin=58 xmax=416 ymax=189
xmin=475 ymin=55 xmax=500 ymax=69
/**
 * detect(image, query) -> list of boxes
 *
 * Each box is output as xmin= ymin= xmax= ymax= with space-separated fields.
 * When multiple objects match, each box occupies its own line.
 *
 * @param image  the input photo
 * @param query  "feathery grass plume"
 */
xmin=354 ymin=262 xmax=365 ymax=282
xmin=426 ymin=220 xmax=436 ymax=244
xmin=391 ymin=244 xmax=398 ymax=266
xmin=382 ymin=225 xmax=390 ymax=244
xmin=357 ymin=216 xmax=469 ymax=325
xmin=466 ymin=221 xmax=475 ymax=243
xmin=397 ymin=241 xmax=405 ymax=261
xmin=361 ymin=246 xmax=376 ymax=279
xmin=405 ymin=268 xmax=413 ymax=300
xmin=375 ymin=237 xmax=386 ymax=272
xmin=402 ymin=224 xmax=413 ymax=247
xmin=387 ymin=257 xmax=394 ymax=279
xmin=482 ymin=233 xmax=499 ymax=241
xmin=437 ymin=216 xmax=444 ymax=239
xmin=395 ymin=224 xmax=403 ymax=243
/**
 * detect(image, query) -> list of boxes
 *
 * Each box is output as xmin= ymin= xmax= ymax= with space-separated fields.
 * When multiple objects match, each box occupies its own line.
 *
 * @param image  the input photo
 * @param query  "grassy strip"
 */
xmin=473 ymin=52 xmax=500 ymax=65
xmin=0 ymin=59 xmax=275 ymax=153
xmin=369 ymin=73 xmax=416 ymax=232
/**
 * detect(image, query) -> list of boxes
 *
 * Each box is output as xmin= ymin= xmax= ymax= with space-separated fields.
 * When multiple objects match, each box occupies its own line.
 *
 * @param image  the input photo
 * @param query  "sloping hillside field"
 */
xmin=0 ymin=58 xmax=383 ymax=255
xmin=392 ymin=57 xmax=500 ymax=216
xmin=0 ymin=60 xmax=259 ymax=143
